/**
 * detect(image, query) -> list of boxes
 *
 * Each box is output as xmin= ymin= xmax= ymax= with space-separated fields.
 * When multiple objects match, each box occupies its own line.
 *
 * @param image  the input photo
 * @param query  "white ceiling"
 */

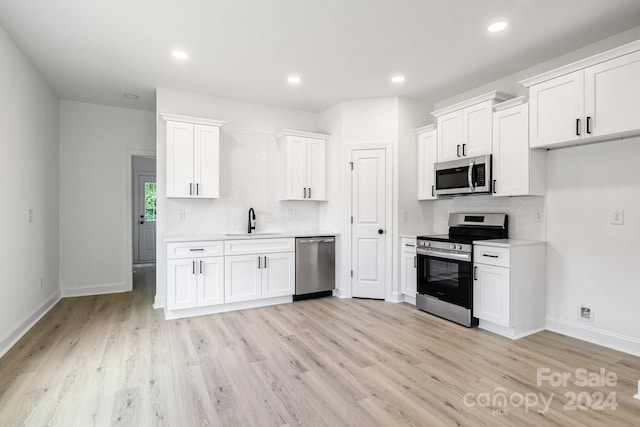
xmin=1 ymin=0 xmax=640 ymax=113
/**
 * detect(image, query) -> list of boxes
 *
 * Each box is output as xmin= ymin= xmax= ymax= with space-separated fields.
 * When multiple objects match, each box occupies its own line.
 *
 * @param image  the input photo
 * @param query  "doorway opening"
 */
xmin=132 ymin=155 xmax=156 ymax=293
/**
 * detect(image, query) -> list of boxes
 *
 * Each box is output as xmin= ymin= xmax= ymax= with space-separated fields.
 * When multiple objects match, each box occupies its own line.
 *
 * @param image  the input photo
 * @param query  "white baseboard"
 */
xmin=0 ymin=290 xmax=61 ymax=358
xmin=546 ymin=316 xmax=640 ymax=357
xmin=153 ymin=295 xmax=166 ymax=309
xmin=164 ymin=296 xmax=293 ymax=320
xmin=60 ymin=282 xmax=130 ymax=298
xmin=387 ymin=291 xmax=403 ymax=303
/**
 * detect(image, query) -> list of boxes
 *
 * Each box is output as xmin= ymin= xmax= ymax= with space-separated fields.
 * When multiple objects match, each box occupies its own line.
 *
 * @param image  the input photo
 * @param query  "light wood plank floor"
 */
xmin=0 ymin=265 xmax=639 ymax=426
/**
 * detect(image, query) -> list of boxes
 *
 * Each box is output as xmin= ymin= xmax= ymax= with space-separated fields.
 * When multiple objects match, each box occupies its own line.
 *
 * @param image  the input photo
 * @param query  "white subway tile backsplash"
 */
xmin=432 ymin=195 xmax=546 ymax=240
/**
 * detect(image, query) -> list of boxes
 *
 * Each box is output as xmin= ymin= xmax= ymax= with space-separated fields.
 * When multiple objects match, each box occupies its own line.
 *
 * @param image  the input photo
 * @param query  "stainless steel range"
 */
xmin=416 ymin=213 xmax=508 ymax=327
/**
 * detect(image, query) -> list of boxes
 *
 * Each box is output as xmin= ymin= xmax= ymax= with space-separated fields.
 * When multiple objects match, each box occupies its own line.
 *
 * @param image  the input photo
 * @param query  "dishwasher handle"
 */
xmin=296 ymin=237 xmax=335 ymax=244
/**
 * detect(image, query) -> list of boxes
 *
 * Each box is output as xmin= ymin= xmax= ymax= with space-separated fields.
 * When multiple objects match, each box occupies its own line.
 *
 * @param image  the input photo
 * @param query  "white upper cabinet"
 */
xmin=585 ymin=49 xmax=640 ymax=137
xmin=492 ymin=98 xmax=545 ymax=197
xmin=527 ymin=71 xmax=584 ymax=148
xmin=433 ymin=92 xmax=510 ymax=162
xmin=277 ymin=129 xmax=329 ymax=201
xmin=522 ymin=40 xmax=640 ymax=149
xmin=163 ymin=115 xmax=226 ymax=198
xmin=416 ymin=125 xmax=437 ymax=200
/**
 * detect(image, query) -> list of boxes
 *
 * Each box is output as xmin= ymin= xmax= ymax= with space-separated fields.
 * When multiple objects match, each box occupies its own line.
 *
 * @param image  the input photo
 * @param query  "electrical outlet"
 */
xmin=580 ymin=306 xmax=593 ymax=322
xmin=287 ymin=208 xmax=297 ymax=221
xmin=534 ymin=210 xmax=544 ymax=222
xmin=179 ymin=209 xmax=186 ymax=221
xmin=402 ymin=211 xmax=409 ymax=222
xmin=610 ymin=210 xmax=624 ymax=225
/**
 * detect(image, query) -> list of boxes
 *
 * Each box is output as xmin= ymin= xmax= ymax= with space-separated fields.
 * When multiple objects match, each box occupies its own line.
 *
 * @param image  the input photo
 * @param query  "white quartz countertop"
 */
xmin=473 ymin=238 xmax=546 ymax=248
xmin=398 ymin=234 xmax=417 ymax=239
xmin=164 ymin=231 xmax=339 ymax=242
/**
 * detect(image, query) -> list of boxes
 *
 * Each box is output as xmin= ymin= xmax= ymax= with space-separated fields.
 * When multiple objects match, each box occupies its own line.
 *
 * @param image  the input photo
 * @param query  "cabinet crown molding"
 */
xmin=276 ymin=129 xmax=330 ymax=140
xmin=415 ymin=124 xmax=435 ymax=134
xmin=159 ymin=113 xmax=226 ymax=127
xmin=493 ymin=96 xmax=528 ymax=112
xmin=431 ymin=91 xmax=512 ymax=117
xmin=519 ymin=39 xmax=640 ymax=87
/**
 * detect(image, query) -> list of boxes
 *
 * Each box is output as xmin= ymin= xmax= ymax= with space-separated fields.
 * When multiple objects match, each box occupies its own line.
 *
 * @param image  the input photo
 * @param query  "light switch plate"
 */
xmin=402 ymin=211 xmax=409 ymax=222
xmin=610 ymin=210 xmax=624 ymax=225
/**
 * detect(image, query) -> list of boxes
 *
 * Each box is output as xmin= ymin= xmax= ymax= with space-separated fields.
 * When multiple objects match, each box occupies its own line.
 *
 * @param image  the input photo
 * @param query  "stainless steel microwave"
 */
xmin=434 ymin=155 xmax=492 ymax=196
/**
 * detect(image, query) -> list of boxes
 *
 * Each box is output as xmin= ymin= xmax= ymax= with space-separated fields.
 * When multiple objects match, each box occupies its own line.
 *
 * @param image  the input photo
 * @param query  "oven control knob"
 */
xmin=450 ymin=244 xmax=455 ymax=250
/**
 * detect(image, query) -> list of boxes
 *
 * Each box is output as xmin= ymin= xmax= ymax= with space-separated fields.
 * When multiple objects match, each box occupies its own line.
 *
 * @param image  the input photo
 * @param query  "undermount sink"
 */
xmin=225 ymin=232 xmax=282 ymax=237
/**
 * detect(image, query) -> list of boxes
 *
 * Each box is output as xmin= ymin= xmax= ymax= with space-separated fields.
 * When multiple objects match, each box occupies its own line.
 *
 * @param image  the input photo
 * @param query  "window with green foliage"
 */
xmin=145 ymin=182 xmax=157 ymax=221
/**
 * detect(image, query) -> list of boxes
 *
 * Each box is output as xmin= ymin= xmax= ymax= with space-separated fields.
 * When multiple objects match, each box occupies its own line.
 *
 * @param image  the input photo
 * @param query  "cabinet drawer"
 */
xmin=224 ymin=238 xmax=295 ymax=255
xmin=400 ymin=238 xmax=416 ymax=254
xmin=167 ymin=241 xmax=224 ymax=259
xmin=474 ymin=246 xmax=510 ymax=267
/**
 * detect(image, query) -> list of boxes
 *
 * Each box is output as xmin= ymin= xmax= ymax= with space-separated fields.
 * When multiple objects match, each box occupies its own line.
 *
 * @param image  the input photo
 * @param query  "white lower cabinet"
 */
xmin=399 ymin=238 xmax=417 ymax=304
xmin=473 ymin=241 xmax=546 ymax=339
xmin=165 ymin=237 xmax=295 ymax=319
xmin=167 ymin=241 xmax=225 ymax=310
xmin=225 ymin=251 xmax=295 ymax=303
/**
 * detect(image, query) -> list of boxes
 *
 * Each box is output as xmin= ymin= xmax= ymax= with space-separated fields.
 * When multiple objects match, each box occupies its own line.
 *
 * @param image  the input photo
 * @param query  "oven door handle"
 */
xmin=418 ymin=248 xmax=471 ymax=262
xmin=467 ymin=161 xmax=475 ymax=192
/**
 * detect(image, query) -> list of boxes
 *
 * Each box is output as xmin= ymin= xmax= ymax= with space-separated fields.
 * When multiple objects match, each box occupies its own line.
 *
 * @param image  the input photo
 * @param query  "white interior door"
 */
xmin=351 ymin=148 xmax=387 ymax=299
xmin=135 ymin=174 xmax=156 ymax=263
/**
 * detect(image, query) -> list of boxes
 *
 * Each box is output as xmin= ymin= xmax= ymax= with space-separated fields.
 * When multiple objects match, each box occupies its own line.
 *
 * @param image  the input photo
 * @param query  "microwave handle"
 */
xmin=468 ymin=161 xmax=475 ymax=192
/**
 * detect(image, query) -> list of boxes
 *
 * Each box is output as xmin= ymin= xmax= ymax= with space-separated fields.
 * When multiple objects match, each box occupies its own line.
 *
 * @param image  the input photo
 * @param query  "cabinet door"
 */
xmin=166 ymin=121 xmax=195 ymax=198
xmin=306 ymin=138 xmax=326 ymax=200
xmin=529 ymin=70 xmax=584 ymax=148
xmin=417 ymin=130 xmax=437 ymax=200
xmin=261 ymin=252 xmax=295 ymax=298
xmin=437 ymin=110 xmax=463 ymax=162
xmin=493 ymin=104 xmax=529 ymax=196
xmin=167 ymin=258 xmax=198 ymax=310
xmin=473 ymin=263 xmax=510 ymax=327
xmin=198 ymin=257 xmax=224 ymax=306
xmin=400 ymin=250 xmax=417 ymax=296
xmin=224 ymin=254 xmax=262 ymax=303
xmin=286 ymin=136 xmax=308 ymax=199
xmin=464 ymin=100 xmax=494 ymax=157
xmin=193 ymin=124 xmax=220 ymax=198
xmin=585 ymin=49 xmax=640 ymax=137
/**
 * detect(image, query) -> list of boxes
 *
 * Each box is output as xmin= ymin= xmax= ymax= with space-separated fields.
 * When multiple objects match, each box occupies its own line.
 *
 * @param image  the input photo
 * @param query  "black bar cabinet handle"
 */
xmin=414 ymin=256 xmax=417 ymax=269
xmin=308 ymin=188 xmax=311 ymax=199
xmin=462 ymin=144 xmax=466 ymax=156
xmin=431 ymin=185 xmax=435 ymax=197
xmin=303 ymin=187 xmax=307 ymax=198
xmin=576 ymin=118 xmax=581 ymax=136
xmin=586 ymin=116 xmax=592 ymax=134
xmin=473 ymin=266 xmax=478 ymax=281
xmin=257 ymin=257 xmax=261 ymax=269
xmin=493 ymin=179 xmax=497 ymax=194
xmin=456 ymin=144 xmax=461 ymax=157
xmin=264 ymin=256 xmax=267 ymax=268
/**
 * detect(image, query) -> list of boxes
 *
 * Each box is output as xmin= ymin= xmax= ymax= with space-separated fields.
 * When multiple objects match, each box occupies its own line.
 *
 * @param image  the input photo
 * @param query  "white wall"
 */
xmin=155 ymin=88 xmax=324 ymax=307
xmin=320 ymin=97 xmax=429 ymax=300
xmin=59 ymin=101 xmax=155 ymax=296
xmin=545 ymin=138 xmax=640 ymax=354
xmin=0 ymin=24 xmax=60 ymax=356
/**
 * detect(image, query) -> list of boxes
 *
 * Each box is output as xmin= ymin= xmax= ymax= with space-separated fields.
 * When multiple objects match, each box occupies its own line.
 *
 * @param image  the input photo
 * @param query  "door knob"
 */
xmin=139 ymin=220 xmax=144 ymax=224
xmin=378 ymin=229 xmax=384 ymax=234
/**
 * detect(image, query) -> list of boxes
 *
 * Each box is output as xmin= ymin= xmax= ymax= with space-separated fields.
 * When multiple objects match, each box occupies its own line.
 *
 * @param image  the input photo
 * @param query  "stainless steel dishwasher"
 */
xmin=294 ymin=236 xmax=335 ymax=300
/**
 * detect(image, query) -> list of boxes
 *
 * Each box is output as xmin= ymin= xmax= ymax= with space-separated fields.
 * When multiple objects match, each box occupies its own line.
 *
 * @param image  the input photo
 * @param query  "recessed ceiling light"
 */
xmin=488 ymin=21 xmax=508 ymax=33
xmin=287 ymin=75 xmax=302 ymax=85
xmin=123 ymin=93 xmax=140 ymax=99
xmin=171 ymin=50 xmax=190 ymax=60
xmin=391 ymin=75 xmax=406 ymax=84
